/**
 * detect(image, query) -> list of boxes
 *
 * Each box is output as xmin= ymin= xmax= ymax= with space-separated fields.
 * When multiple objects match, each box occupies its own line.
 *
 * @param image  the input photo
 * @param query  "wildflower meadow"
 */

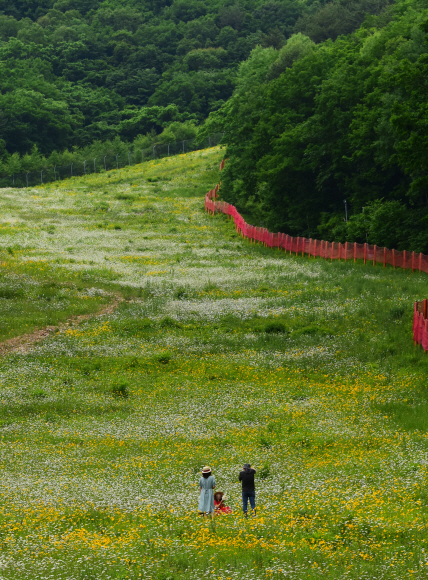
xmin=1 ymin=148 xmax=428 ymax=580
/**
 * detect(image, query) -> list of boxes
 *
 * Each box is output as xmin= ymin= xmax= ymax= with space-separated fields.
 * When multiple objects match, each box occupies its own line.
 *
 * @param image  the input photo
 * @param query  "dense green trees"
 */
xmin=4 ymin=0 xmax=427 ymax=254
xmin=0 ymin=0 xmax=389 ymax=160
xmin=210 ymin=0 xmax=428 ymax=252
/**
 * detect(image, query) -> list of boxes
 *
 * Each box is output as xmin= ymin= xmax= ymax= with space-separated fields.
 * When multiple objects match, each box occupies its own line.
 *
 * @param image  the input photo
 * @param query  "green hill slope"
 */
xmin=0 ymin=0 xmax=391 ymax=159
xmin=1 ymin=149 xmax=428 ymax=579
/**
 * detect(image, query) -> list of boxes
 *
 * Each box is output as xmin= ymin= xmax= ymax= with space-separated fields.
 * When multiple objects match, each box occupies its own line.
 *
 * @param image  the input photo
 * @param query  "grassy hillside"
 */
xmin=1 ymin=148 xmax=428 ymax=579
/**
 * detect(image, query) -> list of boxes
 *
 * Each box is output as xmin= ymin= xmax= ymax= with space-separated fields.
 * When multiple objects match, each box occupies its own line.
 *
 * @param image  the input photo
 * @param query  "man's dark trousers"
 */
xmin=242 ymin=490 xmax=256 ymax=515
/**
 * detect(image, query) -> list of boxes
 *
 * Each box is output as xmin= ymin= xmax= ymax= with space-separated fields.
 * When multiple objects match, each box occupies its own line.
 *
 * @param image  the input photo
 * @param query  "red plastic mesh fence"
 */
xmin=207 ymin=161 xmax=428 ymax=351
xmin=414 ymin=300 xmax=428 ymax=352
xmin=205 ymin=163 xmax=428 ymax=273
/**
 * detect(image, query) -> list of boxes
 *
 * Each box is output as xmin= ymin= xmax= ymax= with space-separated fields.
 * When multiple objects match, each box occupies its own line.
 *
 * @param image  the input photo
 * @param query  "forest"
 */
xmin=2 ymin=0 xmax=428 ymax=251
xmin=0 ymin=0 xmax=389 ymax=156
xmin=208 ymin=0 xmax=428 ymax=251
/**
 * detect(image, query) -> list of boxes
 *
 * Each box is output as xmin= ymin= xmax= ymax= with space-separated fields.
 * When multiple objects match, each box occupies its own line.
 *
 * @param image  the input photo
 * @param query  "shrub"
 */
xmin=0 ymin=286 xmax=24 ymax=299
xmin=259 ymin=463 xmax=271 ymax=479
xmin=32 ymin=390 xmax=48 ymax=399
xmin=260 ymin=435 xmax=272 ymax=449
xmin=111 ymin=380 xmax=129 ymax=398
xmin=160 ymin=316 xmax=181 ymax=328
xmin=116 ymin=194 xmax=135 ymax=200
xmin=264 ymin=321 xmax=287 ymax=334
xmin=155 ymin=352 xmax=172 ymax=364
xmin=173 ymin=287 xmax=187 ymax=299
xmin=292 ymin=325 xmax=333 ymax=337
xmin=390 ymin=307 xmax=405 ymax=320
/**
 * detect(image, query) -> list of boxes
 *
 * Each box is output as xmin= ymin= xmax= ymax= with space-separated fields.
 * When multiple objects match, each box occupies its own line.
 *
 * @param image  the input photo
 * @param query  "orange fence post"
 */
xmin=383 ymin=247 xmax=386 ymax=268
xmin=364 ymin=243 xmax=367 ymax=265
xmin=412 ymin=251 xmax=415 ymax=273
xmin=354 ymin=242 xmax=357 ymax=263
xmin=331 ymin=242 xmax=334 ymax=261
xmin=403 ymin=250 xmax=407 ymax=270
xmin=414 ymin=302 xmax=418 ymax=345
xmin=345 ymin=241 xmax=348 ymax=262
xmin=373 ymin=245 xmax=377 ymax=267
xmin=339 ymin=243 xmax=342 ymax=261
xmin=302 ymin=237 xmax=305 ymax=257
xmin=392 ymin=248 xmax=395 ymax=269
xmin=420 ymin=252 xmax=423 ymax=273
xmin=425 ymin=318 xmax=428 ymax=352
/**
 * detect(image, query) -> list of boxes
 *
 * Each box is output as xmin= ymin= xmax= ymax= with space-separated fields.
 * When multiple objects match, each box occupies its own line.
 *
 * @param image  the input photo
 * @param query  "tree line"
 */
xmin=0 ymin=0 xmax=389 ymax=159
xmin=203 ymin=0 xmax=428 ymax=253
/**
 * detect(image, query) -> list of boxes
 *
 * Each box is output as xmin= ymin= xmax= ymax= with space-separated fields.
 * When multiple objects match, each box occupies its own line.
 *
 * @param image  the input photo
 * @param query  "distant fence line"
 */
xmin=207 ymin=163 xmax=428 ymax=273
xmin=0 ymin=133 xmax=225 ymax=189
xmin=209 ymin=160 xmax=428 ymax=351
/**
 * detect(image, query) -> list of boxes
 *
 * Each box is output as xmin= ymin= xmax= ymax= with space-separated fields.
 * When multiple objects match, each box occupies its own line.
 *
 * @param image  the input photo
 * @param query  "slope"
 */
xmin=0 ymin=148 xmax=428 ymax=579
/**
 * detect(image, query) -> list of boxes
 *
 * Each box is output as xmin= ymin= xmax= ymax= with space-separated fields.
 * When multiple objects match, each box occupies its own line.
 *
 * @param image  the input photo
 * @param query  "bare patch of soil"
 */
xmin=0 ymin=294 xmax=124 ymax=356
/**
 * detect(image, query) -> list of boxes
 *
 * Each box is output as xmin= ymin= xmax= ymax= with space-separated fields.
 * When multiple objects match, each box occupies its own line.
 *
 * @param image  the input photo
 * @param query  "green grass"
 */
xmin=0 ymin=269 xmax=111 ymax=341
xmin=1 ymin=147 xmax=428 ymax=579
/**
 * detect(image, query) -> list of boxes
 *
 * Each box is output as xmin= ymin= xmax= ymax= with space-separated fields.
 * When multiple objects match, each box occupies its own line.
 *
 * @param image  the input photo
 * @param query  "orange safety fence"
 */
xmin=207 ymin=161 xmax=428 ymax=351
xmin=206 ymin=163 xmax=428 ymax=273
xmin=413 ymin=300 xmax=428 ymax=352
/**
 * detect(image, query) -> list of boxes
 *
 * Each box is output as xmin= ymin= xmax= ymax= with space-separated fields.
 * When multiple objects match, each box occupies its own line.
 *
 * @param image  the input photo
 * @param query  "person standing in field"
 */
xmin=198 ymin=466 xmax=215 ymax=518
xmin=239 ymin=463 xmax=256 ymax=517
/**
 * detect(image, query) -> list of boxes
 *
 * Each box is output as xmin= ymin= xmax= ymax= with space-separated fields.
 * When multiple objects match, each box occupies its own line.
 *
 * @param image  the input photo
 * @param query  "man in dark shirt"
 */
xmin=239 ymin=463 xmax=256 ymax=516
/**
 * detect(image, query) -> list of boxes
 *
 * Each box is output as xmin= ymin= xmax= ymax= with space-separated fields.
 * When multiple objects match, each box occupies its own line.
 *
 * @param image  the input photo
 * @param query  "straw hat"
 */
xmin=202 ymin=466 xmax=212 ymax=473
xmin=214 ymin=491 xmax=224 ymax=498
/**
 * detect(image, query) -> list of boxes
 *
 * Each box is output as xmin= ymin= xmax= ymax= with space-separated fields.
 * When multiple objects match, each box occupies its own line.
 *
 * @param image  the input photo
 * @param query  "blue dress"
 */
xmin=198 ymin=475 xmax=215 ymax=513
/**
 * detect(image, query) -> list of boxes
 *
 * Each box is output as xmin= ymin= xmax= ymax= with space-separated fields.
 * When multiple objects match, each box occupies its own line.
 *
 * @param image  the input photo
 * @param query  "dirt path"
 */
xmin=0 ymin=294 xmax=123 ymax=356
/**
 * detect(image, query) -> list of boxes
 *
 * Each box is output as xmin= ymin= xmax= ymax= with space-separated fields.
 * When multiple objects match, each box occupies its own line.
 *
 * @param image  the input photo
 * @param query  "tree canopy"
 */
xmin=206 ymin=0 xmax=428 ymax=252
xmin=0 ymin=0 xmax=391 ymax=156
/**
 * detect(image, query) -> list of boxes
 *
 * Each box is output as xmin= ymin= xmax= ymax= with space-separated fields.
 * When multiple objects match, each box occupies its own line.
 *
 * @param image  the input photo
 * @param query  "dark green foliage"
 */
xmin=259 ymin=463 xmax=271 ymax=479
xmin=0 ymin=286 xmax=24 ymax=299
xmin=173 ymin=287 xmax=187 ymax=300
xmin=155 ymin=352 xmax=172 ymax=364
xmin=294 ymin=0 xmax=392 ymax=43
xmin=111 ymin=380 xmax=129 ymax=398
xmin=263 ymin=321 xmax=287 ymax=333
xmin=160 ymin=316 xmax=182 ymax=328
xmin=0 ymin=0 xmax=386 ymax=160
xmin=214 ymin=0 xmax=428 ymax=253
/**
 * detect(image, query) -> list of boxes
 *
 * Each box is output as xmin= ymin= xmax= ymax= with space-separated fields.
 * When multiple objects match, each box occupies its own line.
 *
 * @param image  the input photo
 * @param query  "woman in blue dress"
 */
xmin=198 ymin=466 xmax=216 ymax=518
